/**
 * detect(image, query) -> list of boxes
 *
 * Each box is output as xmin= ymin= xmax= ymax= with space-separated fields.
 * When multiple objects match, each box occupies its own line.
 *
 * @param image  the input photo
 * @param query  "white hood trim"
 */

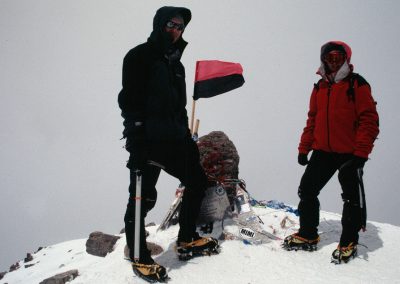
xmin=317 ymin=61 xmax=351 ymax=83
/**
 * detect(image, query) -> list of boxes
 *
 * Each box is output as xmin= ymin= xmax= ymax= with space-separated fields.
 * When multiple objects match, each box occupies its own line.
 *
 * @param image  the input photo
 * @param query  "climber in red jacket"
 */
xmin=283 ymin=41 xmax=379 ymax=264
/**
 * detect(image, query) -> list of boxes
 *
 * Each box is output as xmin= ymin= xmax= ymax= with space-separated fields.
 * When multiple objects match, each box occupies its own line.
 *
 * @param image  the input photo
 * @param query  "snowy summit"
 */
xmin=2 ymin=205 xmax=400 ymax=284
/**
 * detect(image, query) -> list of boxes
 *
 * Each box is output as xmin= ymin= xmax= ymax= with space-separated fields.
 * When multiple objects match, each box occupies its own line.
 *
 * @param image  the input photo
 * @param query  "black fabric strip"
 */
xmin=193 ymin=74 xmax=245 ymax=100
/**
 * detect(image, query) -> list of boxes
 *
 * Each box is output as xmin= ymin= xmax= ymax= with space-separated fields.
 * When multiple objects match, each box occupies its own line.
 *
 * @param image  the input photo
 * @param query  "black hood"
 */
xmin=148 ymin=6 xmax=191 ymax=54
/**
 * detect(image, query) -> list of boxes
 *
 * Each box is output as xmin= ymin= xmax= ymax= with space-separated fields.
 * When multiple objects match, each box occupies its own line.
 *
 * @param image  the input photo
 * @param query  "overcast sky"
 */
xmin=1 ymin=0 xmax=399 ymax=272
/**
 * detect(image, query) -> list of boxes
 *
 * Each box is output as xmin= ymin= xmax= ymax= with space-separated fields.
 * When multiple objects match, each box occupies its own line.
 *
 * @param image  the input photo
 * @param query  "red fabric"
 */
xmin=195 ymin=60 xmax=243 ymax=82
xmin=299 ymin=78 xmax=379 ymax=158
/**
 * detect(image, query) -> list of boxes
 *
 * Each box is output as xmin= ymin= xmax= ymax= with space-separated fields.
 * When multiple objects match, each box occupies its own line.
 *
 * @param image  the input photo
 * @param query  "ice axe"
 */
xmin=133 ymin=170 xmax=142 ymax=262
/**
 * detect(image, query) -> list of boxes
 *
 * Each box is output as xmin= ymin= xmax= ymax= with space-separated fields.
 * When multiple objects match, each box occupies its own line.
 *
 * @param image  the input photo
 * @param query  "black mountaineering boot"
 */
xmin=331 ymin=242 xmax=357 ymax=264
xmin=282 ymin=233 xmax=320 ymax=251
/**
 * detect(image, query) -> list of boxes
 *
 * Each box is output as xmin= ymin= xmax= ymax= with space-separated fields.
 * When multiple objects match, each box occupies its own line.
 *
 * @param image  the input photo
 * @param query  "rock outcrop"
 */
xmin=197 ymin=131 xmax=240 ymax=181
xmin=85 ymin=231 xmax=120 ymax=257
xmin=39 ymin=269 xmax=79 ymax=284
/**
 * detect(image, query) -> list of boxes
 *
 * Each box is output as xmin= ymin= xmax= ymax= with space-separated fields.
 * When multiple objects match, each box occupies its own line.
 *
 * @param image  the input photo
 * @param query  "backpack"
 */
xmin=313 ymin=73 xmax=370 ymax=102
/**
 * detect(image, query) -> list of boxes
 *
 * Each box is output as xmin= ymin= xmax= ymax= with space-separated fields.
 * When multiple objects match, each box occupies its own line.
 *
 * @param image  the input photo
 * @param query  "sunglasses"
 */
xmin=166 ymin=21 xmax=185 ymax=31
xmin=324 ymin=51 xmax=346 ymax=64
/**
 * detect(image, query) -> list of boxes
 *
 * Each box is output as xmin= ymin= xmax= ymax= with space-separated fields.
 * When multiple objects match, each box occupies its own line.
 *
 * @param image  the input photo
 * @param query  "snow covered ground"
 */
xmin=2 ymin=206 xmax=400 ymax=284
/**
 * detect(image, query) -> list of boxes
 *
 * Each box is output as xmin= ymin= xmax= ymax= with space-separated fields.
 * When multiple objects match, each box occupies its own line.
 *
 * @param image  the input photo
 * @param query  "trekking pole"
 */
xmin=133 ymin=170 xmax=142 ymax=262
xmin=357 ymin=168 xmax=367 ymax=231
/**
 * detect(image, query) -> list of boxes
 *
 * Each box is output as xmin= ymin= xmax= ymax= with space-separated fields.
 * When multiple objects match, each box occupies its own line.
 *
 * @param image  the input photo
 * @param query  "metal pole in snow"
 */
xmin=133 ymin=171 xmax=142 ymax=261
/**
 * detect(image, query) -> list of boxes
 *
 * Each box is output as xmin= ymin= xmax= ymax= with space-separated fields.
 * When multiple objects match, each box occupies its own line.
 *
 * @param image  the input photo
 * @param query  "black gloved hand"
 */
xmin=126 ymin=139 xmax=147 ymax=172
xmin=351 ymin=155 xmax=367 ymax=169
xmin=298 ymin=153 xmax=309 ymax=166
xmin=341 ymin=155 xmax=367 ymax=171
xmin=125 ymin=125 xmax=147 ymax=172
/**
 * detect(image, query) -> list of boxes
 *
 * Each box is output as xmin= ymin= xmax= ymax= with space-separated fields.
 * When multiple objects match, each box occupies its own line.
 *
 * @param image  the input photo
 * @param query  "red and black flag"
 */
xmin=193 ymin=60 xmax=245 ymax=100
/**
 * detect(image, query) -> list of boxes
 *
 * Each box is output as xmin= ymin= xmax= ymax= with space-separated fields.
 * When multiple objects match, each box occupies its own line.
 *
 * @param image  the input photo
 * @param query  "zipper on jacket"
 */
xmin=326 ymin=83 xmax=332 ymax=151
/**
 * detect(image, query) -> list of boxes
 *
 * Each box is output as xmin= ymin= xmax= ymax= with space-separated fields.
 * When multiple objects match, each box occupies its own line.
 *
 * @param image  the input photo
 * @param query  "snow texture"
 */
xmin=2 ymin=206 xmax=400 ymax=284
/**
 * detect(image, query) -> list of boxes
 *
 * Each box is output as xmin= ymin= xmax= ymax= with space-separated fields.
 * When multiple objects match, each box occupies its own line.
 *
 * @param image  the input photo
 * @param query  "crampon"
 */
xmin=331 ymin=242 xmax=357 ymax=264
xmin=131 ymin=261 xmax=170 ymax=283
xmin=176 ymin=236 xmax=220 ymax=261
xmin=282 ymin=233 xmax=320 ymax=252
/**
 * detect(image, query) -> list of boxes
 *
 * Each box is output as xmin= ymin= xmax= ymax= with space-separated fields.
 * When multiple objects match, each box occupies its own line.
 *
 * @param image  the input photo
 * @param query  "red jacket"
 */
xmin=298 ymin=74 xmax=379 ymax=158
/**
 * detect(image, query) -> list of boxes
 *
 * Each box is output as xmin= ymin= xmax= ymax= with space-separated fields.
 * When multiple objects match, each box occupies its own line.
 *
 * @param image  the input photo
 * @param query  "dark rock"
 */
xmin=120 ymin=228 xmax=149 ymax=237
xmin=9 ymin=262 xmax=20 ymax=272
xmin=0 ymin=271 xmax=7 ymax=280
xmin=35 ymin=247 xmax=44 ymax=253
xmin=124 ymin=242 xmax=164 ymax=259
xmin=39 ymin=269 xmax=78 ymax=284
xmin=124 ymin=244 xmax=129 ymax=259
xmin=198 ymin=131 xmax=240 ymax=180
xmin=147 ymin=242 xmax=163 ymax=255
xmin=121 ymin=223 xmax=154 ymax=234
xmin=24 ymin=253 xmax=33 ymax=263
xmin=24 ymin=264 xmax=35 ymax=268
xmin=85 ymin=231 xmax=120 ymax=257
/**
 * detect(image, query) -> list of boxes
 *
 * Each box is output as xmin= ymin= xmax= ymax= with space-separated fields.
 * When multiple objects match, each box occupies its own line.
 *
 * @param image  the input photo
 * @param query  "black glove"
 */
xmin=126 ymin=139 xmax=147 ymax=172
xmin=351 ymin=155 xmax=367 ymax=169
xmin=125 ymin=125 xmax=147 ymax=171
xmin=341 ymin=155 xmax=367 ymax=171
xmin=298 ymin=153 xmax=309 ymax=166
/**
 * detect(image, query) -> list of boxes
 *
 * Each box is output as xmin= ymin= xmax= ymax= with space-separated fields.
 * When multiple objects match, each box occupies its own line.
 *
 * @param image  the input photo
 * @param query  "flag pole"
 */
xmin=191 ymin=61 xmax=199 ymax=135
xmin=193 ymin=119 xmax=200 ymax=141
xmin=190 ymin=99 xmax=196 ymax=134
xmin=194 ymin=119 xmax=200 ymax=136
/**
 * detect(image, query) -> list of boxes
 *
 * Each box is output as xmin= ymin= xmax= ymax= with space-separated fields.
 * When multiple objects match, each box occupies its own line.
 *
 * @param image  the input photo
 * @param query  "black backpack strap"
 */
xmin=347 ymin=74 xmax=356 ymax=102
xmin=347 ymin=73 xmax=369 ymax=102
xmin=346 ymin=73 xmax=370 ymax=102
xmin=313 ymin=78 xmax=324 ymax=92
xmin=353 ymin=73 xmax=370 ymax=88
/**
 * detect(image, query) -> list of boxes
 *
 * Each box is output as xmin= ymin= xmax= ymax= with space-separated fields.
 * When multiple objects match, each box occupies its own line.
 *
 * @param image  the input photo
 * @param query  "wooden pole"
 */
xmin=190 ymin=99 xmax=196 ymax=134
xmin=194 ymin=119 xmax=200 ymax=136
xmin=192 ymin=119 xmax=200 ymax=141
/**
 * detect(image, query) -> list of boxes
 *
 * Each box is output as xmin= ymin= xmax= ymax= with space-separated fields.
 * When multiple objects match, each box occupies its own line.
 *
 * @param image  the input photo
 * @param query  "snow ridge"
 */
xmin=2 ymin=207 xmax=400 ymax=284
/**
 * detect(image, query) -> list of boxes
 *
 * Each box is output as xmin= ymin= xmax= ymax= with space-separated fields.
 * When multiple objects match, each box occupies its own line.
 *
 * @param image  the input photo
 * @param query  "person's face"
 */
xmin=164 ymin=17 xmax=184 ymax=43
xmin=324 ymin=50 xmax=346 ymax=73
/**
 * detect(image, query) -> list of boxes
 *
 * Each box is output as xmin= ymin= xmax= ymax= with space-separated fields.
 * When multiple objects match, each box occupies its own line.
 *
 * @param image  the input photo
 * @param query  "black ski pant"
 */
xmin=124 ymin=137 xmax=207 ymax=263
xmin=297 ymin=150 xmax=366 ymax=246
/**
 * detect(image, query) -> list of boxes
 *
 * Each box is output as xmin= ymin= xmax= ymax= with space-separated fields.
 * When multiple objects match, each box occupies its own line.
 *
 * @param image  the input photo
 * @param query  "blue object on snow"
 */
xmin=250 ymin=198 xmax=299 ymax=216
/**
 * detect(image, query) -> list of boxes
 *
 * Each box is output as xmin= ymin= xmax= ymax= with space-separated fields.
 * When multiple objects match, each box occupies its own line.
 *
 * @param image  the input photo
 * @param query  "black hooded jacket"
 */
xmin=118 ymin=6 xmax=192 ymax=142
